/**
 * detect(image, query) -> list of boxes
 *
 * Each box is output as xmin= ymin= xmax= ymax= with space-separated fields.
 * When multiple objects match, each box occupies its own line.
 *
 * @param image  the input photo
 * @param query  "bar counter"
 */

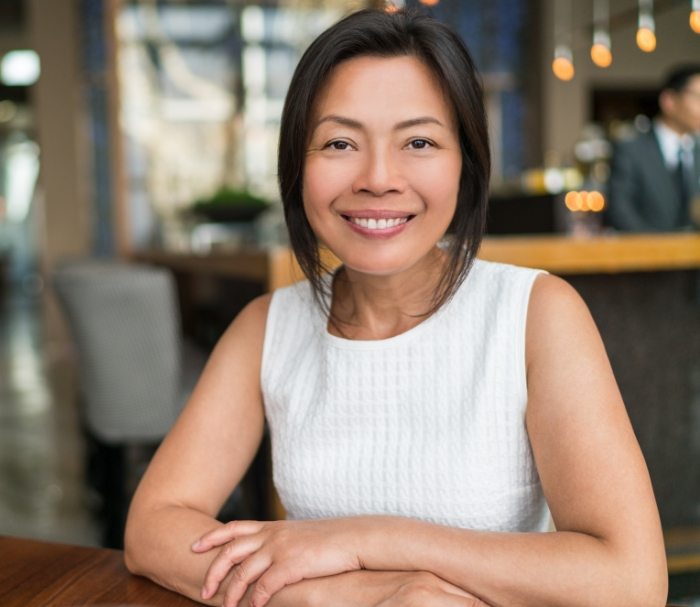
xmin=133 ymin=232 xmax=700 ymax=290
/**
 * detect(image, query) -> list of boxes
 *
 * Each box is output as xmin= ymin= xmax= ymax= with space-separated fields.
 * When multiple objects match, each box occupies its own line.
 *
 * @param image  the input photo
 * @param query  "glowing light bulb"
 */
xmin=565 ymin=191 xmax=583 ymax=212
xmin=691 ymin=11 xmax=700 ymax=33
xmin=419 ymin=0 xmax=440 ymax=5
xmin=636 ymin=26 xmax=657 ymax=51
xmin=591 ymin=1 xmax=612 ymax=68
xmin=552 ymin=45 xmax=575 ymax=81
xmin=589 ymin=191 xmax=606 ymax=212
xmin=591 ymin=43 xmax=612 ymax=67
xmin=591 ymin=27 xmax=612 ymax=68
xmin=637 ymin=1 xmax=656 ymax=52
xmin=552 ymin=57 xmax=574 ymax=81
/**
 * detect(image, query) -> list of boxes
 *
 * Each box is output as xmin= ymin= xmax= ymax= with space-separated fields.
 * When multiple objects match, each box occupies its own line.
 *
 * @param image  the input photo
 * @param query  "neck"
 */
xmin=330 ymin=247 xmax=448 ymax=340
xmin=657 ymin=115 xmax=689 ymax=137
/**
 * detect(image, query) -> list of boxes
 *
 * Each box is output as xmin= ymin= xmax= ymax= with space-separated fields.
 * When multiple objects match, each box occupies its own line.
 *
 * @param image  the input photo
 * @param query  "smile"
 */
xmin=348 ymin=216 xmax=410 ymax=230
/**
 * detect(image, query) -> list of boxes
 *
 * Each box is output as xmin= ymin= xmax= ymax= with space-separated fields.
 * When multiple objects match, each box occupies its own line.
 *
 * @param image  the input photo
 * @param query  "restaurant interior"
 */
xmin=1 ymin=0 xmax=700 ymax=603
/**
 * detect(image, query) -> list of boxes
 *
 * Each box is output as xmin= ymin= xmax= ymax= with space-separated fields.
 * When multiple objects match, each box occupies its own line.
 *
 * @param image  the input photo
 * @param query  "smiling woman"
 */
xmin=302 ymin=55 xmax=461 ymax=293
xmin=124 ymin=9 xmax=668 ymax=607
xmin=279 ymin=9 xmax=490 ymax=324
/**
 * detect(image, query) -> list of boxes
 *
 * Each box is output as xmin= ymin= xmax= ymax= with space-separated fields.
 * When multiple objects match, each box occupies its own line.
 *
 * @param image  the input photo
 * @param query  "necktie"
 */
xmin=676 ymin=147 xmax=689 ymax=226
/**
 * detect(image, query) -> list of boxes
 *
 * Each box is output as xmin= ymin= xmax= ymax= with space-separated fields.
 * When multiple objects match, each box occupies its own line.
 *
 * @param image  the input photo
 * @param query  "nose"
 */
xmin=352 ymin=147 xmax=406 ymax=197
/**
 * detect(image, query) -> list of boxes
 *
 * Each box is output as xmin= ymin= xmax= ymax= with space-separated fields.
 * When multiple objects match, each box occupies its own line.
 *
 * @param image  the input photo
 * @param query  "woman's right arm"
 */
xmin=124 ymin=294 xmax=487 ymax=607
xmin=124 ymin=294 xmax=271 ymax=604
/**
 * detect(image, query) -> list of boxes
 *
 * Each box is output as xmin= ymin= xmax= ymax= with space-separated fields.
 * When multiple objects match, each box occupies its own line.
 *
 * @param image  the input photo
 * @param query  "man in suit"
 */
xmin=606 ymin=64 xmax=700 ymax=232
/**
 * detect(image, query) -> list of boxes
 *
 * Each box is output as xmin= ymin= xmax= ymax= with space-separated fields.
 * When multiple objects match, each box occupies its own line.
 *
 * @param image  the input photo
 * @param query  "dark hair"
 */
xmin=277 ymin=8 xmax=490 ymax=318
xmin=661 ymin=63 xmax=700 ymax=93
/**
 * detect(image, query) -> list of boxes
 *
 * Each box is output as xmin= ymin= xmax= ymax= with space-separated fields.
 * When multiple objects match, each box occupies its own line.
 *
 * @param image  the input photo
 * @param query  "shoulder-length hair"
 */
xmin=278 ymin=8 xmax=490 ymax=317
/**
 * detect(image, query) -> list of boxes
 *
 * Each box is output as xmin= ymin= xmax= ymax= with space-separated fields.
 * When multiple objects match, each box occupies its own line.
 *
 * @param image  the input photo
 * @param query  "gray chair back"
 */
xmin=53 ymin=260 xmax=182 ymax=443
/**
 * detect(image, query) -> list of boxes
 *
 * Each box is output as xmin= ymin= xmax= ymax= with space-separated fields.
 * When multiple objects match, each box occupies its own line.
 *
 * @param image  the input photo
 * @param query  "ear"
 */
xmin=658 ymin=89 xmax=675 ymax=116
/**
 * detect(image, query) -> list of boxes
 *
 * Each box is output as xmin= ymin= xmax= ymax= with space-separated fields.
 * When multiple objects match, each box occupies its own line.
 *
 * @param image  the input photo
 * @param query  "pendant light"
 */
xmin=691 ymin=0 xmax=700 ymax=33
xmin=552 ymin=0 xmax=575 ymax=81
xmin=591 ymin=0 xmax=612 ymax=67
xmin=636 ymin=0 xmax=657 ymax=52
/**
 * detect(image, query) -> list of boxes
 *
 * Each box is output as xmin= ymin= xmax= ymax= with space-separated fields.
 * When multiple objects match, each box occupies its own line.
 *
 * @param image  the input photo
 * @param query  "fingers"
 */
xmin=200 ymin=535 xmax=264 ymax=600
xmin=440 ymin=593 xmax=489 ymax=607
xmin=375 ymin=576 xmax=491 ymax=607
xmin=192 ymin=520 xmax=264 ymax=552
xmin=220 ymin=553 xmax=272 ymax=607
xmin=247 ymin=565 xmax=301 ymax=607
xmin=379 ymin=591 xmax=486 ymax=607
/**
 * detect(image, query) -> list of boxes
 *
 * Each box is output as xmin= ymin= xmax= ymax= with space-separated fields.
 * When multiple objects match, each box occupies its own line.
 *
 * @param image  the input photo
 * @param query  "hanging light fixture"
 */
xmin=691 ymin=0 xmax=700 ymax=33
xmin=591 ymin=0 xmax=612 ymax=68
xmin=552 ymin=0 xmax=575 ymax=81
xmin=553 ymin=45 xmax=575 ymax=81
xmin=418 ymin=0 xmax=440 ymax=5
xmin=636 ymin=0 xmax=657 ymax=52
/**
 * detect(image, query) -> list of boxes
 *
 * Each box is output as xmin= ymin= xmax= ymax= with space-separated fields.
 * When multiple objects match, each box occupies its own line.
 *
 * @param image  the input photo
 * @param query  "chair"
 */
xmin=53 ymin=259 xmax=207 ymax=547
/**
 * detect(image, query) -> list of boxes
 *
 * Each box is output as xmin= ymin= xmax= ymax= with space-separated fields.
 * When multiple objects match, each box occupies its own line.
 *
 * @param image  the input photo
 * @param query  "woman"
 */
xmin=125 ymin=9 xmax=668 ymax=607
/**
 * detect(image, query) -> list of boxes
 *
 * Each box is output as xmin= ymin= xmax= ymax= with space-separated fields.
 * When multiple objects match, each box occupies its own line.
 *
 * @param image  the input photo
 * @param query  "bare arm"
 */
xmin=356 ymin=275 xmax=668 ymax=606
xmin=124 ymin=295 xmax=271 ymax=604
xmin=196 ymin=275 xmax=667 ymax=607
xmin=123 ymin=293 xmax=479 ymax=607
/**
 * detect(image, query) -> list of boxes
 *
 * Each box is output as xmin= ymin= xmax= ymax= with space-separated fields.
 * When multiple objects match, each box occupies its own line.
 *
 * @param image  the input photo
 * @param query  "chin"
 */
xmin=342 ymin=255 xmax=426 ymax=278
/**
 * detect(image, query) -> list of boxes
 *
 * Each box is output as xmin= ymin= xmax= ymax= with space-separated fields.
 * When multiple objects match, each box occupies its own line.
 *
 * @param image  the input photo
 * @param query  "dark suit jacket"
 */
xmin=606 ymin=129 xmax=700 ymax=232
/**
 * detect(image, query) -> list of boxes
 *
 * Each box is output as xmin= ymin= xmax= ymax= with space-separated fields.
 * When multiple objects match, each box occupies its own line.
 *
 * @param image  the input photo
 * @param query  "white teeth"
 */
xmin=350 ymin=217 xmax=408 ymax=230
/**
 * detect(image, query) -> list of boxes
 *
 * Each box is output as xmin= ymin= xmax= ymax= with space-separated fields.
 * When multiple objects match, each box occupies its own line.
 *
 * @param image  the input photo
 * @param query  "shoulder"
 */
xmin=526 ymin=273 xmax=591 ymax=338
xmin=224 ymin=280 xmax=314 ymax=337
xmin=525 ymin=274 xmax=601 ymax=374
xmin=614 ymin=128 xmax=654 ymax=145
xmin=612 ymin=130 xmax=656 ymax=158
xmin=527 ymin=272 xmax=586 ymax=317
xmin=233 ymin=292 xmax=272 ymax=329
xmin=215 ymin=293 xmax=273 ymax=355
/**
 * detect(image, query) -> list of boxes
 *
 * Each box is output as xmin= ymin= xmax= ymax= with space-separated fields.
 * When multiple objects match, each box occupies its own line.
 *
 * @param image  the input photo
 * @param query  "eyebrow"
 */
xmin=313 ymin=114 xmax=446 ymax=132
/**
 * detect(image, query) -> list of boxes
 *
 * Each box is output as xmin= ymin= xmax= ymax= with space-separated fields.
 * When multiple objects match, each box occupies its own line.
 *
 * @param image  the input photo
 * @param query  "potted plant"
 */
xmin=190 ymin=186 xmax=270 ymax=223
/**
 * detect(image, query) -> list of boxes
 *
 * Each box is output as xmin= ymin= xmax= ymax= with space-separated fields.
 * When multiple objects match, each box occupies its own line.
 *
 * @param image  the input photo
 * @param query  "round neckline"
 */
xmin=321 ymin=304 xmax=444 ymax=350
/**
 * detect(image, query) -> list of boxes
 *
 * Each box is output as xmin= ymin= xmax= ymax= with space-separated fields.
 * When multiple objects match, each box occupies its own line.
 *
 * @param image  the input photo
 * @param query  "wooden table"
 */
xmin=0 ymin=535 xmax=688 ymax=606
xmin=0 ymin=535 xmax=200 ymax=606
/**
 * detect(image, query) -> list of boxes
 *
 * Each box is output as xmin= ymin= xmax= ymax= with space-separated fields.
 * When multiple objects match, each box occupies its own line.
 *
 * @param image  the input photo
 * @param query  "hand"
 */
xmin=235 ymin=570 xmax=489 ymax=607
xmin=235 ymin=576 xmax=312 ymax=607
xmin=191 ymin=518 xmax=365 ymax=607
xmin=374 ymin=572 xmax=491 ymax=607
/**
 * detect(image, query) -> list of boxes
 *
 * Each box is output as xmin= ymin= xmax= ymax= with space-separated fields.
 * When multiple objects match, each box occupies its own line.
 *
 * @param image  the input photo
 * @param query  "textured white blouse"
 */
xmin=261 ymin=260 xmax=550 ymax=532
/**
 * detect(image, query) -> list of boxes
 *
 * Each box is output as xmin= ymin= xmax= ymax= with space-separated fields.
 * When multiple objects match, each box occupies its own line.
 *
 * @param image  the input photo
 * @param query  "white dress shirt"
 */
xmin=654 ymin=118 xmax=695 ymax=171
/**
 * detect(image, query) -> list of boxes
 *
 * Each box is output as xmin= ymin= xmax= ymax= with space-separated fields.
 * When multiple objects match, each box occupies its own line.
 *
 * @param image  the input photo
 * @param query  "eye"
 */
xmin=407 ymin=138 xmax=434 ymax=150
xmin=325 ymin=140 xmax=353 ymax=151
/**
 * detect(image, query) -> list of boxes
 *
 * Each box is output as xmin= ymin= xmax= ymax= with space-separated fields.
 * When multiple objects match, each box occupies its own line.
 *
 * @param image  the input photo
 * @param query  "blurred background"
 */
xmin=1 ymin=0 xmax=700 ymax=601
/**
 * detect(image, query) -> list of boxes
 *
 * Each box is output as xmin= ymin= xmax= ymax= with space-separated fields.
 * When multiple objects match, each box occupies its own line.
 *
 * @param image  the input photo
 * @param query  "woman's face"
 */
xmin=303 ymin=55 xmax=462 ymax=278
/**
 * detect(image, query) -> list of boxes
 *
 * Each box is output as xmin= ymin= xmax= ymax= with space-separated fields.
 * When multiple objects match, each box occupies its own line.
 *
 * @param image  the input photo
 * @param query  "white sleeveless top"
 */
xmin=261 ymin=259 xmax=550 ymax=532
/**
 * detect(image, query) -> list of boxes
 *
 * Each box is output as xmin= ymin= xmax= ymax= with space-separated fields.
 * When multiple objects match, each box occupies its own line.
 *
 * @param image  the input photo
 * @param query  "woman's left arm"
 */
xmin=381 ymin=273 xmax=667 ymax=607
xmin=196 ymin=274 xmax=668 ymax=607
